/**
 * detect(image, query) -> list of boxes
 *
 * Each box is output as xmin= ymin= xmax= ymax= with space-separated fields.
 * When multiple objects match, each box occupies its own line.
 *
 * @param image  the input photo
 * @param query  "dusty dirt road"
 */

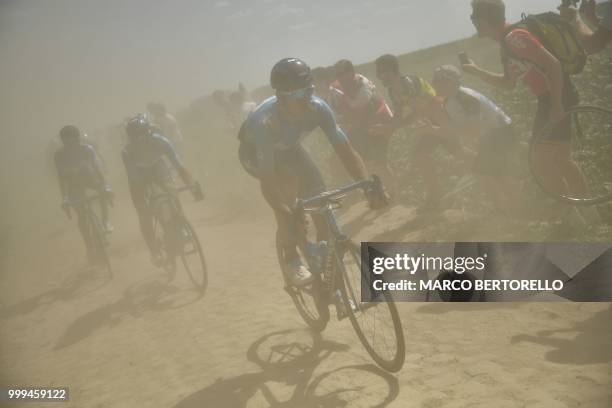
xmin=1 ymin=187 xmax=611 ymax=408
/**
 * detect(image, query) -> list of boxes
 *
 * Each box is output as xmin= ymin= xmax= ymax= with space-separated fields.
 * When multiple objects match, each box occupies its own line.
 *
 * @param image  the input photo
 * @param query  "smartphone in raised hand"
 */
xmin=458 ymin=52 xmax=470 ymax=66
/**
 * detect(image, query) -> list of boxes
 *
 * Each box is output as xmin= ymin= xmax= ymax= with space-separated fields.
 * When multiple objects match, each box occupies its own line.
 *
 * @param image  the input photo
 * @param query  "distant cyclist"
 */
xmin=560 ymin=0 xmax=612 ymax=55
xmin=238 ymin=58 xmax=384 ymax=287
xmin=373 ymin=54 xmax=470 ymax=210
xmin=430 ymin=65 xmax=520 ymax=215
xmin=328 ymin=59 xmax=396 ymax=196
xmin=463 ymin=0 xmax=586 ymax=201
xmin=122 ymin=115 xmax=198 ymax=265
xmin=54 ymin=125 xmax=113 ymax=262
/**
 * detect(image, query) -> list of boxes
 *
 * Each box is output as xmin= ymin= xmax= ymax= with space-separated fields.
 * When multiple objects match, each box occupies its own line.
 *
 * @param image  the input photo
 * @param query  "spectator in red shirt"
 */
xmin=462 ymin=0 xmax=586 ymax=202
xmin=328 ymin=59 xmax=396 ymax=195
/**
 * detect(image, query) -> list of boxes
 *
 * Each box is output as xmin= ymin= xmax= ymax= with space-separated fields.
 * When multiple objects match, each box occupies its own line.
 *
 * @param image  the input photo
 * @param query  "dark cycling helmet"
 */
xmin=270 ymin=58 xmax=313 ymax=93
xmin=125 ymin=115 xmax=151 ymax=140
xmin=59 ymin=125 xmax=81 ymax=142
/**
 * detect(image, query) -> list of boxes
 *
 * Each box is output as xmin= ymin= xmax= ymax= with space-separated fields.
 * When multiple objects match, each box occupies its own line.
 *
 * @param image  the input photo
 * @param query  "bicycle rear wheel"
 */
xmin=176 ymin=218 xmax=208 ymax=292
xmin=529 ymin=105 xmax=612 ymax=205
xmin=276 ymin=232 xmax=330 ymax=332
xmin=337 ymin=241 xmax=405 ymax=372
xmin=88 ymin=212 xmax=111 ymax=273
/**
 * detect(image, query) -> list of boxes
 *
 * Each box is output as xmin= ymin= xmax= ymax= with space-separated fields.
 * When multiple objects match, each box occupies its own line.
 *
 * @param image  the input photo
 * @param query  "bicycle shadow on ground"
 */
xmin=510 ymin=304 xmax=612 ymax=365
xmin=0 ymin=264 xmax=112 ymax=320
xmin=172 ymin=329 xmax=400 ymax=408
xmin=53 ymin=277 xmax=204 ymax=349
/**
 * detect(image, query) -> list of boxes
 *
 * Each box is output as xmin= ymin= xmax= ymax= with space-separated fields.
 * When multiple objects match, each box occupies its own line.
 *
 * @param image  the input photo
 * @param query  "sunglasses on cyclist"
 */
xmin=278 ymin=86 xmax=314 ymax=100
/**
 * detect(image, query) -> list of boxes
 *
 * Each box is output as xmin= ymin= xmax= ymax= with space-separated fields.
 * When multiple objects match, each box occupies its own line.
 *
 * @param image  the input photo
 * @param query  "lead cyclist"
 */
xmin=238 ymin=58 xmax=386 ymax=287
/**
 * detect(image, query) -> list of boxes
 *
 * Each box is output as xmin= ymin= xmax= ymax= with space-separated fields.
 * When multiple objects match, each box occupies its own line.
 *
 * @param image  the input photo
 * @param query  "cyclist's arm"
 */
xmin=168 ymin=115 xmax=184 ymax=142
xmin=159 ymin=136 xmax=193 ymax=186
xmin=86 ymin=145 xmax=108 ymax=187
xmin=54 ymin=153 xmax=68 ymax=200
xmin=319 ymin=101 xmax=368 ymax=181
xmin=335 ymin=142 xmax=369 ymax=181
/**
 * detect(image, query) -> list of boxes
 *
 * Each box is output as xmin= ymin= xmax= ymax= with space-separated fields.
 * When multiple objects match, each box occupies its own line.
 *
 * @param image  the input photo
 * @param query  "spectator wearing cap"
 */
xmin=428 ymin=65 xmax=521 ymax=216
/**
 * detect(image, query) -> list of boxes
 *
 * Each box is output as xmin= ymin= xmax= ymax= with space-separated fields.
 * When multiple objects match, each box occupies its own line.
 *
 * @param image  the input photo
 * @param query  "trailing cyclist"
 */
xmin=463 ymin=0 xmax=586 ymax=203
xmin=328 ymin=59 xmax=396 ymax=197
xmin=238 ymin=58 xmax=385 ymax=287
xmin=373 ymin=54 xmax=471 ymax=211
xmin=54 ymin=125 xmax=114 ymax=262
xmin=430 ymin=65 xmax=520 ymax=215
xmin=122 ymin=115 xmax=199 ymax=266
xmin=146 ymin=102 xmax=185 ymax=152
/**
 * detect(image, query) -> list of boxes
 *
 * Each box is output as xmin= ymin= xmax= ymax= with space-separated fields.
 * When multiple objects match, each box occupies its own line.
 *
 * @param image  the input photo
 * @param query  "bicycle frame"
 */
xmin=294 ymin=179 xmax=373 ymax=300
xmin=147 ymin=184 xmax=193 ymax=260
xmin=67 ymin=193 xmax=110 ymax=268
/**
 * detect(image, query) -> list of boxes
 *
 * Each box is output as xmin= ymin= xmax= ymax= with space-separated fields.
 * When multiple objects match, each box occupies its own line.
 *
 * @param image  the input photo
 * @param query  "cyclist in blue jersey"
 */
xmin=122 ymin=115 xmax=198 ymax=265
xmin=55 ymin=125 xmax=114 ymax=262
xmin=238 ymin=58 xmax=385 ymax=287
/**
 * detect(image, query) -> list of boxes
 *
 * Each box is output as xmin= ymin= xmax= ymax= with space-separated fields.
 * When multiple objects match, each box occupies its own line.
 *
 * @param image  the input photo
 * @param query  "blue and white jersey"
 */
xmin=54 ymin=143 xmax=100 ymax=185
xmin=242 ymin=95 xmax=349 ymax=173
xmin=122 ymin=133 xmax=182 ymax=170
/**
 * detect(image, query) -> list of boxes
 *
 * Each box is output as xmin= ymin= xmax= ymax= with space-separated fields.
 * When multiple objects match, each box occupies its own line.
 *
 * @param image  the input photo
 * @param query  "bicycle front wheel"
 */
xmin=276 ymin=232 xmax=330 ymax=332
xmin=337 ymin=241 xmax=405 ymax=372
xmin=177 ymin=218 xmax=208 ymax=292
xmin=529 ymin=105 xmax=612 ymax=205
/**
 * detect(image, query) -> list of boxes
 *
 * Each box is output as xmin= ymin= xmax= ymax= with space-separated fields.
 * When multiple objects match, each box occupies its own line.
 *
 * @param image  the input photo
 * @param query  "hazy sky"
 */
xmin=0 ymin=0 xmax=566 ymax=139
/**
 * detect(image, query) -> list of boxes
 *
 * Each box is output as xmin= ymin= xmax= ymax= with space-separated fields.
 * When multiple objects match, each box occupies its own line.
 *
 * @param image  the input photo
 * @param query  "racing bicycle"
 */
xmin=276 ymin=176 xmax=405 ymax=372
xmin=147 ymin=182 xmax=208 ymax=292
xmin=64 ymin=193 xmax=112 ymax=272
